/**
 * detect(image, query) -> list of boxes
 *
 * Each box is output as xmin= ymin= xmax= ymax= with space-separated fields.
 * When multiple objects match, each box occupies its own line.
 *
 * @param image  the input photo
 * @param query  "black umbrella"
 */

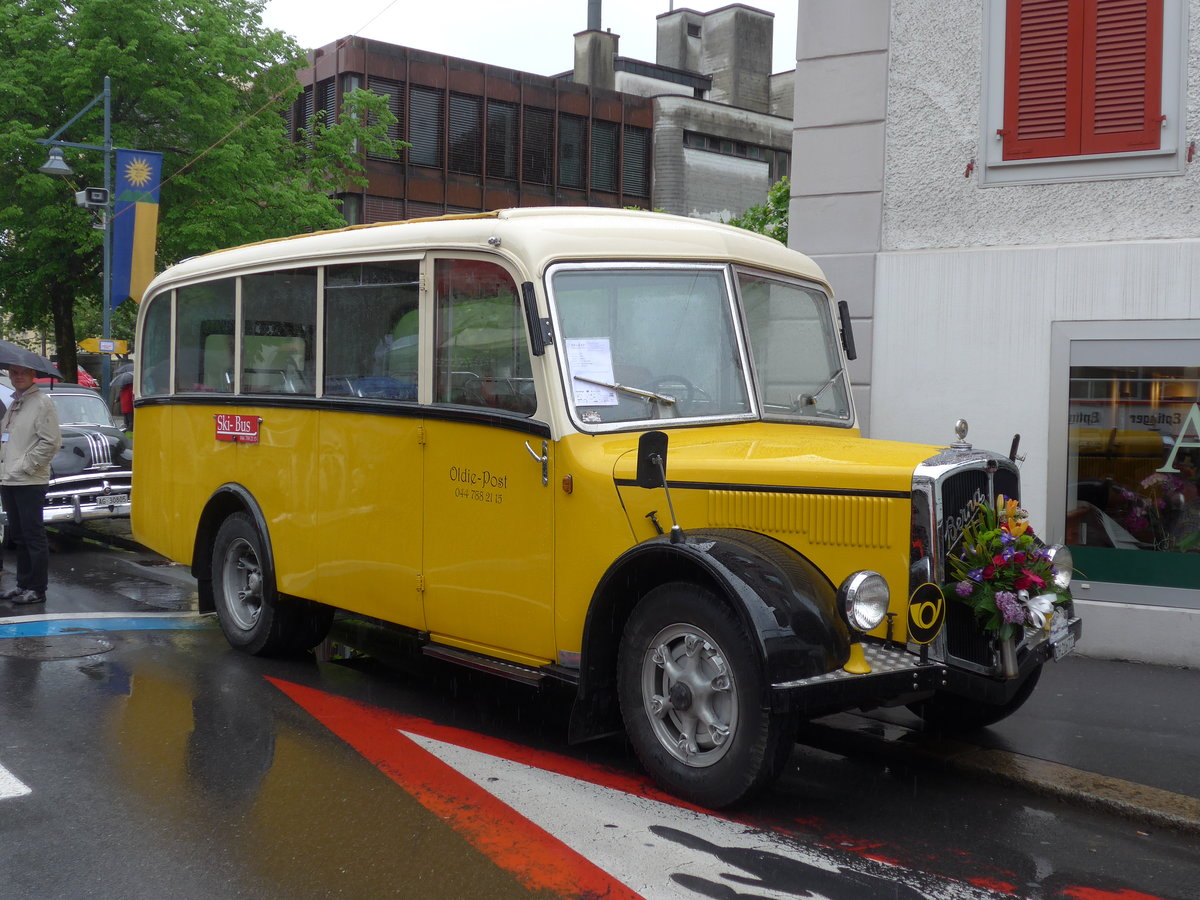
xmin=0 ymin=340 xmax=63 ymax=380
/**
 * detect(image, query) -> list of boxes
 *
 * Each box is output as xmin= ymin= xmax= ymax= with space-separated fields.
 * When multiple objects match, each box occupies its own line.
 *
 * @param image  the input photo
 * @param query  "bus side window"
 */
xmin=324 ymin=260 xmax=421 ymax=401
xmin=434 ymin=258 xmax=535 ymax=415
xmin=242 ymin=270 xmax=317 ymax=395
xmin=176 ymin=280 xmax=235 ymax=393
xmin=140 ymin=292 xmax=172 ymax=396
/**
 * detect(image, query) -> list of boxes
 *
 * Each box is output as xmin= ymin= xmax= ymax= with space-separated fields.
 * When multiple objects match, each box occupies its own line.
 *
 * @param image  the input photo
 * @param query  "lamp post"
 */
xmin=36 ymin=75 xmax=113 ymax=398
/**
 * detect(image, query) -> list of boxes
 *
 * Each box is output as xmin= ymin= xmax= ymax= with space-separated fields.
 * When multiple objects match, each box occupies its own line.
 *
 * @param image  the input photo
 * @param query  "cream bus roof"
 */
xmin=143 ymin=207 xmax=830 ymax=297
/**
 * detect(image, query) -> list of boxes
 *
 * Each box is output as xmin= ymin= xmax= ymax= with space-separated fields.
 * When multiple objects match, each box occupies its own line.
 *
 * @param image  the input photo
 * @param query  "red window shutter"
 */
xmin=1080 ymin=0 xmax=1163 ymax=154
xmin=1003 ymin=0 xmax=1083 ymax=160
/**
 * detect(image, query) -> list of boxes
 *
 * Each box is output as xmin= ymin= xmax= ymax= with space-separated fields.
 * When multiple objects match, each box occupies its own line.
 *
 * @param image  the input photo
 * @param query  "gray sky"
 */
xmin=260 ymin=0 xmax=800 ymax=77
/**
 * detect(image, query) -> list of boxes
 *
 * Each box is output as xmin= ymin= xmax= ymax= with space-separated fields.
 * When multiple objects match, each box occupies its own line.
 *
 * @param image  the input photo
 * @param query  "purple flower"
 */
xmin=967 ymin=568 xmax=984 ymax=583
xmin=955 ymin=581 xmax=973 ymax=598
xmin=995 ymin=590 xmax=1025 ymax=625
xmin=1000 ymin=530 xmax=1015 ymax=546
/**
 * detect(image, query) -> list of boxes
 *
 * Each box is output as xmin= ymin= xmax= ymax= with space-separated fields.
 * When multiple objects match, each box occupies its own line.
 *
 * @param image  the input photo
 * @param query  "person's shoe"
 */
xmin=11 ymin=590 xmax=45 ymax=605
xmin=0 ymin=587 xmax=24 ymax=600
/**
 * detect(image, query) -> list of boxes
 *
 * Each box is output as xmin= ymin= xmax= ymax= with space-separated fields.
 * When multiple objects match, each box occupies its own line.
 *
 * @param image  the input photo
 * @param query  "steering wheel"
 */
xmin=649 ymin=375 xmax=698 ymax=415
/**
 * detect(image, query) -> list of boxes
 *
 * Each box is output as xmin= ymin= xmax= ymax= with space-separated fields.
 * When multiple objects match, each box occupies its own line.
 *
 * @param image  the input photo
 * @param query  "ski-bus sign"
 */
xmin=215 ymin=413 xmax=261 ymax=444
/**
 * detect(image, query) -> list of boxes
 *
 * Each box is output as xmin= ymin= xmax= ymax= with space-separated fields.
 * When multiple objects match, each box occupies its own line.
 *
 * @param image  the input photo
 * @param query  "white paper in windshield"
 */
xmin=566 ymin=338 xmax=619 ymax=406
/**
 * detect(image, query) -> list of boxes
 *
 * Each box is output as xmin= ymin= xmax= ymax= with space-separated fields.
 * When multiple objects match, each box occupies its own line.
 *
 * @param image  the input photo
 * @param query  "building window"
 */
xmin=622 ymin=125 xmax=650 ymax=198
xmin=486 ymin=100 xmax=518 ymax=180
xmin=982 ymin=0 xmax=1183 ymax=184
xmin=558 ymin=114 xmax=585 ymax=189
xmin=316 ymin=77 xmax=337 ymax=127
xmin=449 ymin=93 xmax=482 ymax=175
xmin=367 ymin=76 xmax=405 ymax=161
xmin=683 ymin=130 xmax=787 ymax=181
xmin=1001 ymin=0 xmax=1162 ymax=160
xmin=409 ymin=86 xmax=443 ymax=167
xmin=590 ymin=120 xmax=618 ymax=193
xmin=523 ymin=107 xmax=554 ymax=185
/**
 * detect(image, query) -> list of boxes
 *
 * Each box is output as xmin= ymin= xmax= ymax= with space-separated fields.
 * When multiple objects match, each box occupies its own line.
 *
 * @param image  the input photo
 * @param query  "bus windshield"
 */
xmin=551 ymin=266 xmax=751 ymax=426
xmin=550 ymin=264 xmax=852 ymax=428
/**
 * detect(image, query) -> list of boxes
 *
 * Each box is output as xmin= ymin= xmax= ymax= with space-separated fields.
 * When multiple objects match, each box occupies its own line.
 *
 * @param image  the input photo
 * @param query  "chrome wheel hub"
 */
xmin=642 ymin=624 xmax=737 ymax=767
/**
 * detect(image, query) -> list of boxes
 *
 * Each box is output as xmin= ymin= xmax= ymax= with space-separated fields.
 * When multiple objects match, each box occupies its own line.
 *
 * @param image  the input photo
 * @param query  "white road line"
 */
xmin=0 ymin=611 xmax=206 ymax=626
xmin=1 ymin=761 xmax=31 ymax=800
xmin=407 ymin=733 xmax=1006 ymax=900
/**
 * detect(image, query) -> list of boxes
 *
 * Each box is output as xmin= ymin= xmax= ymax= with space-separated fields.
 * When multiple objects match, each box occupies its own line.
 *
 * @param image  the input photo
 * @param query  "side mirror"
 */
xmin=837 ymin=300 xmax=857 ymax=361
xmin=635 ymin=430 xmax=668 ymax=488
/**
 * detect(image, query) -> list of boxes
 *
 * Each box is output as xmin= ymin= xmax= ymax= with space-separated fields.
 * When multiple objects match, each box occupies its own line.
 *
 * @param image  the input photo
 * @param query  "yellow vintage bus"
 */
xmin=133 ymin=208 xmax=1080 ymax=807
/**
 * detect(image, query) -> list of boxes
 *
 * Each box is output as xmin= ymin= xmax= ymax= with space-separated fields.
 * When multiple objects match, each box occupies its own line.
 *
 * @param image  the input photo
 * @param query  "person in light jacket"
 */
xmin=0 ymin=365 xmax=61 ymax=605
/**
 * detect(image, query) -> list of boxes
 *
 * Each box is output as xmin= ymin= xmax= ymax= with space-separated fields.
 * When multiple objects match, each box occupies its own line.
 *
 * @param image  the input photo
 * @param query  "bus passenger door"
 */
xmin=316 ymin=259 xmax=425 ymax=629
xmin=420 ymin=257 xmax=555 ymax=665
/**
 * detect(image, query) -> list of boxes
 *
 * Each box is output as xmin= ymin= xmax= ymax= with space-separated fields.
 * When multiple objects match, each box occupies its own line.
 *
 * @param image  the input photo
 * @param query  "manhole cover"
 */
xmin=0 ymin=634 xmax=115 ymax=660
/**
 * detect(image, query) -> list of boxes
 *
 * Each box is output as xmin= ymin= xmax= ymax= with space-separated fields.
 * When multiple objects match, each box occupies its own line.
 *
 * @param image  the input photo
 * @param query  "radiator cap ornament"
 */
xmin=951 ymin=418 xmax=972 ymax=449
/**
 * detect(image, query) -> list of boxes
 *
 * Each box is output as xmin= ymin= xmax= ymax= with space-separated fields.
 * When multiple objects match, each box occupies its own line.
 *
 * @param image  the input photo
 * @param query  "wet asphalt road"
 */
xmin=1 ymin=529 xmax=1197 ymax=900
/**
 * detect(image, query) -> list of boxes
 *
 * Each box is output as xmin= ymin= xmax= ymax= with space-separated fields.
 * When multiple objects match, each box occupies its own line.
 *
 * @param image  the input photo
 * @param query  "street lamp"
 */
xmin=36 ymin=75 xmax=114 ymax=398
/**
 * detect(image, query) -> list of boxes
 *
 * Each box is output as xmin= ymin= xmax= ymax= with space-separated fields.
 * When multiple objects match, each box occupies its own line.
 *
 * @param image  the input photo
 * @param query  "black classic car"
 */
xmin=0 ymin=380 xmax=132 ymax=531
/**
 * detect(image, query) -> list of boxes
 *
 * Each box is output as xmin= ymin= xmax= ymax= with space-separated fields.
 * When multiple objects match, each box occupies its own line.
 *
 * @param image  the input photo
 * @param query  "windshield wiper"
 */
xmin=796 ymin=367 xmax=844 ymax=410
xmin=574 ymin=375 xmax=677 ymax=406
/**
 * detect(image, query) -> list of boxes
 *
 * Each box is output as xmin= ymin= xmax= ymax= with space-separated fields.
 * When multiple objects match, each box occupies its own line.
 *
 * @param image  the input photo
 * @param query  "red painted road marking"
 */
xmin=268 ymin=677 xmax=643 ymax=899
xmin=267 ymin=678 xmax=1173 ymax=900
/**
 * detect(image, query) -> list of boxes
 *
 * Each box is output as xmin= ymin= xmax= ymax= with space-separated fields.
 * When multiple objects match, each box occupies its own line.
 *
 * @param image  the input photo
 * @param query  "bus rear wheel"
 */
xmin=212 ymin=512 xmax=332 ymax=656
xmin=617 ymin=582 xmax=795 ymax=808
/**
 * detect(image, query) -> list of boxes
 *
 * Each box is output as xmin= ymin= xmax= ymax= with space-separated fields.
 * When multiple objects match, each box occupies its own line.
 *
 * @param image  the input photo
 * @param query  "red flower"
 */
xmin=1014 ymin=569 xmax=1045 ymax=591
xmin=992 ymin=554 xmax=1007 ymax=567
xmin=982 ymin=565 xmax=996 ymax=580
xmin=1013 ymin=552 xmax=1026 ymax=565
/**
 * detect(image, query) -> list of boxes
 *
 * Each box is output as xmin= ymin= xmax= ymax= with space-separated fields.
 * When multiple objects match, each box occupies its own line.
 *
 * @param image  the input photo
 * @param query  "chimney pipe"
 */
xmin=588 ymin=0 xmax=601 ymax=32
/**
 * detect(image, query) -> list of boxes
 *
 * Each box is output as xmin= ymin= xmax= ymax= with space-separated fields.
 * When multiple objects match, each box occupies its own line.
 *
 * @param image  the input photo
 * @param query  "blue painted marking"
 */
xmin=0 ymin=617 xmax=215 ymax=639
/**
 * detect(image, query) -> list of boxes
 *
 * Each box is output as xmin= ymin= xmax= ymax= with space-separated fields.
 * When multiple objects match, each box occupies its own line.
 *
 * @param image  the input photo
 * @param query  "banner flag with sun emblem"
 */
xmin=111 ymin=149 xmax=163 ymax=307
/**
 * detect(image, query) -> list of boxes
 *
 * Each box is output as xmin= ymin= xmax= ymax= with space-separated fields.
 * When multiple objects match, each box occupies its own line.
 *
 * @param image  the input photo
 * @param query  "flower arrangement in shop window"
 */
xmin=946 ymin=497 xmax=1071 ymax=641
xmin=1117 ymin=472 xmax=1200 ymax=553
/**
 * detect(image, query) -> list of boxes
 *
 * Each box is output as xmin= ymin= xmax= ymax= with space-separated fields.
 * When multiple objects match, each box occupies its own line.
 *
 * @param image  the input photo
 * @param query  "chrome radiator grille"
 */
xmin=936 ymin=466 xmax=1021 ymax=667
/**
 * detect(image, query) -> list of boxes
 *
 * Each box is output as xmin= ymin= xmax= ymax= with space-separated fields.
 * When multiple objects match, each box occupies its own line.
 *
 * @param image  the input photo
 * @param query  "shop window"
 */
xmin=1066 ymin=358 xmax=1200 ymax=593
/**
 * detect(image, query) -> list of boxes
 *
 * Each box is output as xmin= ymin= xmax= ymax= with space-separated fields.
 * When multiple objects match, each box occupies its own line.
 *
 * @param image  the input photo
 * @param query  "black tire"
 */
xmin=211 ymin=512 xmax=332 ymax=656
xmin=617 ymin=582 xmax=795 ymax=808
xmin=907 ymin=664 xmax=1043 ymax=732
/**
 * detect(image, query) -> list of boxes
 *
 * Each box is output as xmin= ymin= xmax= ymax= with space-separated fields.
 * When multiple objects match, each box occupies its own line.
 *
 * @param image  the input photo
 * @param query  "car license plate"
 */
xmin=99 ymin=493 xmax=129 ymax=506
xmin=1052 ymin=631 xmax=1075 ymax=661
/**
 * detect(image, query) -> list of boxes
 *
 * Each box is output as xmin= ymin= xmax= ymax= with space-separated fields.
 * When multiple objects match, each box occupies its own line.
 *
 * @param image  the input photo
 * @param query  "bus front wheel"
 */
xmin=617 ymin=582 xmax=795 ymax=808
xmin=211 ymin=512 xmax=331 ymax=656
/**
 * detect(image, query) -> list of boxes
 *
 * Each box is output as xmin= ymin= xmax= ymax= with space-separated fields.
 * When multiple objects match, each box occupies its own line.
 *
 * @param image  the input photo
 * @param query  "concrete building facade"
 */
xmin=294 ymin=4 xmax=795 ymax=226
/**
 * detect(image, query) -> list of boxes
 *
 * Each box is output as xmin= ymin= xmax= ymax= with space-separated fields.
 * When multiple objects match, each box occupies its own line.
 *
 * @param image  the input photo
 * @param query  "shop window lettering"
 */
xmin=1157 ymin=403 xmax=1200 ymax=474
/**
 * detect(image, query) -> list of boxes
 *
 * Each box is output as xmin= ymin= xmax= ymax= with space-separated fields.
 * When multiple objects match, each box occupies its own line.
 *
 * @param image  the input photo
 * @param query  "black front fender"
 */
xmin=569 ymin=528 xmax=850 ymax=743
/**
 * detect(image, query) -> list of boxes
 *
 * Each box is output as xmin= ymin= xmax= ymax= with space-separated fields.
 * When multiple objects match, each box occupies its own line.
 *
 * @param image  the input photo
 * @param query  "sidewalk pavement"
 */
xmin=801 ymin=653 xmax=1200 ymax=835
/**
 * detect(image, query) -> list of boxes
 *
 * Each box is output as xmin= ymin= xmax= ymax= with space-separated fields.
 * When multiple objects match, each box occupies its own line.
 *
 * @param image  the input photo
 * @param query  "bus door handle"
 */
xmin=524 ymin=440 xmax=549 ymax=486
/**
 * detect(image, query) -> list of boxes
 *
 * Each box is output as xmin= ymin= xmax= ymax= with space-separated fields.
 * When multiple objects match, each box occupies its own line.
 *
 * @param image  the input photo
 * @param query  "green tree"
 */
xmin=726 ymin=176 xmax=790 ymax=245
xmin=0 ymin=0 xmax=403 ymax=381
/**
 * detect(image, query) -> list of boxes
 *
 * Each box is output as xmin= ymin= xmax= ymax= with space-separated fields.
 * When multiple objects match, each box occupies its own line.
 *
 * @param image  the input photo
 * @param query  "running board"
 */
xmin=421 ymin=643 xmax=546 ymax=686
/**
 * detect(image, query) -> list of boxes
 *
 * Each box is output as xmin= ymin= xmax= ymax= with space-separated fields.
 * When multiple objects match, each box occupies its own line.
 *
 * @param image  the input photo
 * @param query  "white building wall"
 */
xmin=792 ymin=1 xmax=1200 ymax=662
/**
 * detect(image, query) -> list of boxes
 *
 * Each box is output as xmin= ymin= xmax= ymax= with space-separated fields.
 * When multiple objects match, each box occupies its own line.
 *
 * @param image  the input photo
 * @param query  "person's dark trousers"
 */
xmin=0 ymin=484 xmax=49 ymax=594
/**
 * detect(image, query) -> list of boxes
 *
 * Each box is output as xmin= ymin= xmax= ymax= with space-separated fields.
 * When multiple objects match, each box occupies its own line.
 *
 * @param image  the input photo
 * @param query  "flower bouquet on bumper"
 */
xmin=946 ymin=497 xmax=1071 ymax=648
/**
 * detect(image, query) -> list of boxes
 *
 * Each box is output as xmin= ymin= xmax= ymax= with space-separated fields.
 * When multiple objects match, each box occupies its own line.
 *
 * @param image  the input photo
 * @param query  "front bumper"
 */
xmin=771 ymin=615 xmax=1084 ymax=717
xmin=0 ymin=473 xmax=132 ymax=527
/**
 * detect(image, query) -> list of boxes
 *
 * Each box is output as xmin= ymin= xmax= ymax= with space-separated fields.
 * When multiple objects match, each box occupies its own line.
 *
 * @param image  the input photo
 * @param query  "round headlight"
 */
xmin=838 ymin=571 xmax=890 ymax=632
xmin=1046 ymin=544 xmax=1073 ymax=590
